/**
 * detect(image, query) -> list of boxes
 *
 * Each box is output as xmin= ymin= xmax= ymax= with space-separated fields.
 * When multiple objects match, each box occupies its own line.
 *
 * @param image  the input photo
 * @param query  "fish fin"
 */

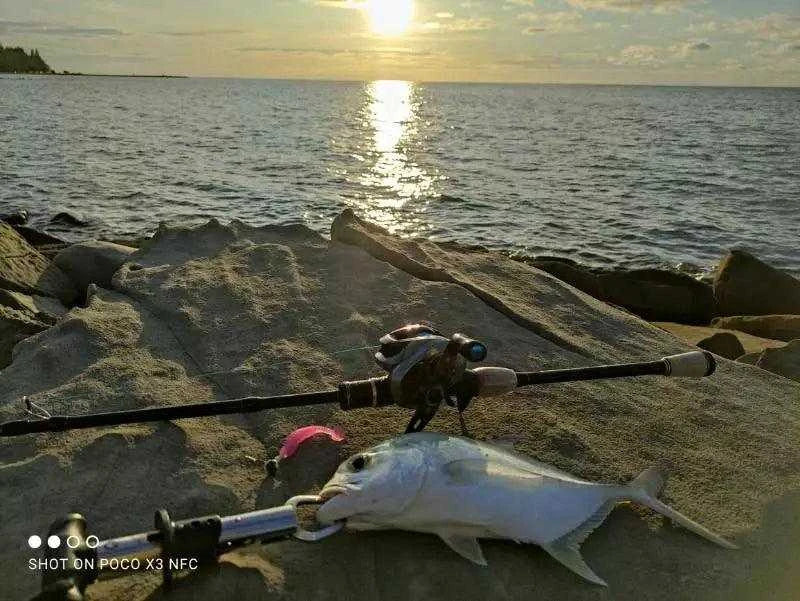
xmin=443 ymin=459 xmax=543 ymax=486
xmin=564 ymin=500 xmax=617 ymax=548
xmin=438 ymin=534 xmax=488 ymax=566
xmin=541 ymin=541 xmax=607 ymax=587
xmin=626 ymin=467 xmax=738 ymax=550
xmin=629 ymin=466 xmax=666 ymax=498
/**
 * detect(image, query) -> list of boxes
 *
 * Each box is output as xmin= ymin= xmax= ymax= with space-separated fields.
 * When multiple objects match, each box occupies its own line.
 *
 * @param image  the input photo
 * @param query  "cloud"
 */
xmin=564 ymin=0 xmax=697 ymax=14
xmin=435 ymin=12 xmax=454 ymax=19
xmin=607 ymin=40 xmax=710 ymax=66
xmin=687 ymin=21 xmax=718 ymax=34
xmin=518 ymin=11 xmax=586 ymax=33
xmin=315 ymin=0 xmax=365 ymax=8
xmin=495 ymin=54 xmax=562 ymax=68
xmin=155 ymin=29 xmax=247 ymax=37
xmin=607 ymin=44 xmax=665 ymax=66
xmin=519 ymin=11 xmax=609 ymax=34
xmin=725 ymin=13 xmax=800 ymax=42
xmin=237 ymin=46 xmax=434 ymax=58
xmin=0 ymin=20 xmax=123 ymax=37
xmin=421 ymin=17 xmax=494 ymax=33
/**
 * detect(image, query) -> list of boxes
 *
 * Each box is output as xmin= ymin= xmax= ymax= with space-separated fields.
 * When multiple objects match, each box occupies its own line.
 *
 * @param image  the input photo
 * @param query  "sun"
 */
xmin=365 ymin=0 xmax=414 ymax=36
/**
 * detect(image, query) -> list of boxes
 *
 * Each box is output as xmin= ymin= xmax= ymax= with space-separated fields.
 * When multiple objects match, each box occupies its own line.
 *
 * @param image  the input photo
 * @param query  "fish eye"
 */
xmin=351 ymin=454 xmax=369 ymax=471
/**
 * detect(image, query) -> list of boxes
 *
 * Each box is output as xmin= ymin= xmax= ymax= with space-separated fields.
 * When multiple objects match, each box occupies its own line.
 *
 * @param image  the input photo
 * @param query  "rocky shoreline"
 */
xmin=1 ymin=210 xmax=799 ymax=600
xmin=3 ymin=209 xmax=798 ymax=382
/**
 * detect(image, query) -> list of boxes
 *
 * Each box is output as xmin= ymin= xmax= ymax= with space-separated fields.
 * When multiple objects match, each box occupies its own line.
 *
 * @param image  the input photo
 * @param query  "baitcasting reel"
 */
xmin=374 ymin=324 xmax=488 ymax=433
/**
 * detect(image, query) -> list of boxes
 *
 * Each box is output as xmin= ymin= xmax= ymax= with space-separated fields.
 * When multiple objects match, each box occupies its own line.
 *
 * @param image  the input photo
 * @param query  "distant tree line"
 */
xmin=0 ymin=44 xmax=53 ymax=73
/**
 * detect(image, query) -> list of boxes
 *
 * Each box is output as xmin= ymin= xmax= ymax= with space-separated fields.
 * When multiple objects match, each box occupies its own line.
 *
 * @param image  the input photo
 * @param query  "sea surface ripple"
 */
xmin=1 ymin=76 xmax=798 ymax=275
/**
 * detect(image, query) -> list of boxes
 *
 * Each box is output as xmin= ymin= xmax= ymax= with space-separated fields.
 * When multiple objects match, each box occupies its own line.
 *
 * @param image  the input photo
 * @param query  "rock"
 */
xmin=529 ymin=258 xmax=714 ymax=324
xmin=2 ymin=212 xmax=800 ymax=601
xmin=754 ymin=340 xmax=800 ymax=383
xmin=711 ymin=315 xmax=800 ymax=343
xmin=0 ymin=304 xmax=47 ymax=367
xmin=737 ymin=351 xmax=762 ymax=365
xmin=528 ymin=258 xmax=603 ymax=298
xmin=9 ymin=225 xmax=69 ymax=259
xmin=652 ymin=321 xmax=784 ymax=356
xmin=0 ymin=223 xmax=78 ymax=305
xmin=0 ymin=289 xmax=67 ymax=324
xmin=597 ymin=268 xmax=715 ymax=325
xmin=53 ymin=240 xmax=137 ymax=295
xmin=50 ymin=211 xmax=88 ymax=227
xmin=714 ymin=250 xmax=800 ymax=316
xmin=10 ymin=224 xmax=66 ymax=247
xmin=0 ymin=210 xmax=28 ymax=226
xmin=696 ymin=332 xmax=746 ymax=360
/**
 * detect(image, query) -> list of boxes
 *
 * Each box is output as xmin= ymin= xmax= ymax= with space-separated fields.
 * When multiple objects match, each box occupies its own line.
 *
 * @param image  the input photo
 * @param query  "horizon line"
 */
xmin=6 ymin=72 xmax=799 ymax=89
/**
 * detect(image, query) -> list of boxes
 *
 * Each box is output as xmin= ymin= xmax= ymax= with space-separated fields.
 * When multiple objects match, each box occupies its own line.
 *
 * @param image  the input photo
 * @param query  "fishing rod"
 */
xmin=1 ymin=323 xmax=716 ymax=437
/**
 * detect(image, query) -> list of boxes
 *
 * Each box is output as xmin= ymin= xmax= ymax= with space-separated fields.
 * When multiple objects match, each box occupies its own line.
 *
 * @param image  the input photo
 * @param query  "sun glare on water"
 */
xmin=365 ymin=0 xmax=414 ymax=36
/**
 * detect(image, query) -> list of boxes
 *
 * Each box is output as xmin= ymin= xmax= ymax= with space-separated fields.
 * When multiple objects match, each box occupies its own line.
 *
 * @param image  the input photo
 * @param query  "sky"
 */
xmin=0 ymin=0 xmax=798 ymax=85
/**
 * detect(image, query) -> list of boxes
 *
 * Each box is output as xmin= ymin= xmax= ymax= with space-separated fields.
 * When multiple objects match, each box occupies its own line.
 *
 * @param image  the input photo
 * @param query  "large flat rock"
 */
xmin=1 ymin=216 xmax=798 ymax=601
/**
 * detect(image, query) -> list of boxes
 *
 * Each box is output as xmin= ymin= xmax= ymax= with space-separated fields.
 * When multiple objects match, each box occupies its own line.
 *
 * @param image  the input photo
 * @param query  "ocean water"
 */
xmin=1 ymin=76 xmax=798 ymax=275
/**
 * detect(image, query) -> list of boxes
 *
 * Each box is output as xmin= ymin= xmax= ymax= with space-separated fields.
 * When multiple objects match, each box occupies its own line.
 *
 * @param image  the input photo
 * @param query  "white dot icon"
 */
xmin=47 ymin=535 xmax=61 ymax=549
xmin=28 ymin=535 xmax=42 ymax=549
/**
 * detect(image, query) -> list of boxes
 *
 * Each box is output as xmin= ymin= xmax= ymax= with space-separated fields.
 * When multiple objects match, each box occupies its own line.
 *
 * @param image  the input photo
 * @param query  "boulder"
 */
xmin=529 ymin=258 xmax=714 ymax=324
xmin=0 ymin=223 xmax=77 ymax=305
xmin=695 ymin=332 xmax=745 ymax=360
xmin=711 ymin=315 xmax=800 ymax=343
xmin=53 ymin=240 xmax=137 ymax=294
xmin=714 ymin=250 xmax=800 ymax=316
xmin=651 ymin=321 xmax=784 ymax=356
xmin=1 ymin=212 xmax=799 ymax=601
xmin=50 ymin=211 xmax=88 ymax=227
xmin=0 ymin=304 xmax=47 ymax=367
xmin=0 ymin=289 xmax=67 ymax=324
xmin=0 ymin=210 xmax=28 ymax=226
xmin=596 ymin=268 xmax=715 ymax=325
xmin=10 ymin=224 xmax=67 ymax=248
xmin=737 ymin=351 xmax=762 ymax=365
xmin=755 ymin=340 xmax=800 ymax=383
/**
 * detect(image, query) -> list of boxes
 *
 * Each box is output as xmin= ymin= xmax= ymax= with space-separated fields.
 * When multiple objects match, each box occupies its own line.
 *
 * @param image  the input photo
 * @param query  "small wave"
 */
xmin=110 ymin=191 xmax=145 ymax=200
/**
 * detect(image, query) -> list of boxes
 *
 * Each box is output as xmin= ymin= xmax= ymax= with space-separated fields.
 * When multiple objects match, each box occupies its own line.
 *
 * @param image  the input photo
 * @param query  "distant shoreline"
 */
xmin=0 ymin=72 xmax=187 ymax=78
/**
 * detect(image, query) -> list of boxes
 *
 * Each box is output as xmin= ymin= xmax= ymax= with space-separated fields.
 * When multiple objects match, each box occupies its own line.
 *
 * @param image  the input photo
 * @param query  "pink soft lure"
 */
xmin=279 ymin=426 xmax=346 ymax=459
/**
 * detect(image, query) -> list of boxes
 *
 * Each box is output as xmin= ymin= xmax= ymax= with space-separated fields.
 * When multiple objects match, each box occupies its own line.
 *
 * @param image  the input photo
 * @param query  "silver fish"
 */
xmin=318 ymin=432 xmax=735 ymax=586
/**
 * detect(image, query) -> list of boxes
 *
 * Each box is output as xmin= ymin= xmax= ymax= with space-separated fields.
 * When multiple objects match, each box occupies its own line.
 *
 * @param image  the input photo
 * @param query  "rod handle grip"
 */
xmin=472 ymin=367 xmax=518 ymax=396
xmin=663 ymin=351 xmax=716 ymax=378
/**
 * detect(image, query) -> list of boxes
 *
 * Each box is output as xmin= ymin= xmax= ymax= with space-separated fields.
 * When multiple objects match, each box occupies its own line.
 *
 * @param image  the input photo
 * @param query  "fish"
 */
xmin=317 ymin=432 xmax=736 ymax=586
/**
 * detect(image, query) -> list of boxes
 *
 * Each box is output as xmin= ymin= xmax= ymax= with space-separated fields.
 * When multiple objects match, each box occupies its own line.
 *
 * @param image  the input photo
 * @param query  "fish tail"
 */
xmin=625 ymin=467 xmax=738 ymax=550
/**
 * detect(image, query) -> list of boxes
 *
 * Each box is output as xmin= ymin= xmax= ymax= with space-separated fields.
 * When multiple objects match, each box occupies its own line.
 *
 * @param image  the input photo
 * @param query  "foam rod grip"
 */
xmin=473 ymin=367 xmax=518 ymax=396
xmin=663 ymin=351 xmax=716 ymax=378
